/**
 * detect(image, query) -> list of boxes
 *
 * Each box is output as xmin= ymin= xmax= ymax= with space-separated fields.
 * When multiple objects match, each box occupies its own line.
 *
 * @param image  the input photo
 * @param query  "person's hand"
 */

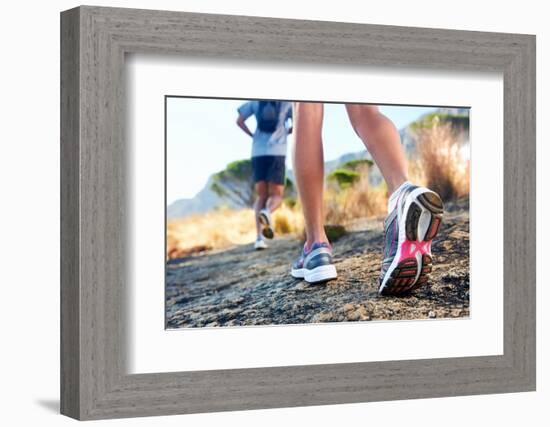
xmin=236 ymin=114 xmax=254 ymax=137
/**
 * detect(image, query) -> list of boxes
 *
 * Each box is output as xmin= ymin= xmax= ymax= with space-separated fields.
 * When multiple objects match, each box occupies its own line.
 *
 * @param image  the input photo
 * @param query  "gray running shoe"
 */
xmin=379 ymin=185 xmax=444 ymax=296
xmin=291 ymin=242 xmax=337 ymax=284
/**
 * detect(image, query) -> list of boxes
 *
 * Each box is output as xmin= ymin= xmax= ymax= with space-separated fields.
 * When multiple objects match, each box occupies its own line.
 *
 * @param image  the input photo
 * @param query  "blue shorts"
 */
xmin=251 ymin=155 xmax=286 ymax=185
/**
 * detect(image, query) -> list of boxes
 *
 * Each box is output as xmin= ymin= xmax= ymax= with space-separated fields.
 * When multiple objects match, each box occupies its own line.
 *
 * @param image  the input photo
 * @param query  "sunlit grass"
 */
xmin=415 ymin=119 xmax=470 ymax=201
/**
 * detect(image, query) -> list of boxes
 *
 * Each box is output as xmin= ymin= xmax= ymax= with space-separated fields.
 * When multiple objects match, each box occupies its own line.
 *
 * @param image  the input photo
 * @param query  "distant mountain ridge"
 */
xmin=167 ymin=176 xmax=240 ymax=219
xmin=167 ymin=107 xmax=469 ymax=219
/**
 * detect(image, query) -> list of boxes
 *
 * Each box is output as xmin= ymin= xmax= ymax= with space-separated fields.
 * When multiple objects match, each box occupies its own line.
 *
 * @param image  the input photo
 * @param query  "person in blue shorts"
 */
xmin=236 ymin=100 xmax=293 ymax=250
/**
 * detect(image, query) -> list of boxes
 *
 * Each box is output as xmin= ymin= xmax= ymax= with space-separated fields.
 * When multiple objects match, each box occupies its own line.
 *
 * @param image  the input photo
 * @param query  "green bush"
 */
xmin=327 ymin=169 xmax=360 ymax=189
xmin=324 ymin=224 xmax=346 ymax=242
xmin=224 ymin=159 xmax=253 ymax=179
xmin=341 ymin=158 xmax=373 ymax=170
xmin=284 ymin=177 xmax=294 ymax=192
xmin=283 ymin=197 xmax=297 ymax=208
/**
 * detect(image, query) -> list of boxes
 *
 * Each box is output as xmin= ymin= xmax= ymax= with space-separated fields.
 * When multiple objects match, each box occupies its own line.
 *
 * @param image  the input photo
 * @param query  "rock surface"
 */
xmin=166 ymin=200 xmax=470 ymax=328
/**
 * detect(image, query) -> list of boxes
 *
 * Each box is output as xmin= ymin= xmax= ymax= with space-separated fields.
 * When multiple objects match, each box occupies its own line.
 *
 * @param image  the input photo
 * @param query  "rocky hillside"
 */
xmin=167 ymin=176 xmax=231 ymax=219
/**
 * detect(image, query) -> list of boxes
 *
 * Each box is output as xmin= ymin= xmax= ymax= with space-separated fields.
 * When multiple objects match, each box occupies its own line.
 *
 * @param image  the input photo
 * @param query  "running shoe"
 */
xmin=378 ymin=185 xmax=444 ymax=296
xmin=258 ymin=208 xmax=274 ymax=239
xmin=291 ymin=242 xmax=338 ymax=284
xmin=254 ymin=237 xmax=268 ymax=250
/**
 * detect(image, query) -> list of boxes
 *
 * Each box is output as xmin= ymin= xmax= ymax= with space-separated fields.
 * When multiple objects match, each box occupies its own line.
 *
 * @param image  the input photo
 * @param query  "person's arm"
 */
xmin=236 ymin=114 xmax=254 ymax=137
xmin=286 ymin=104 xmax=293 ymax=134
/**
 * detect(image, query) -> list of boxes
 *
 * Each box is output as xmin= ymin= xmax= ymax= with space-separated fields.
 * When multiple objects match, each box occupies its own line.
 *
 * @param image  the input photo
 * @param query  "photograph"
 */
xmin=165 ymin=98 xmax=470 ymax=328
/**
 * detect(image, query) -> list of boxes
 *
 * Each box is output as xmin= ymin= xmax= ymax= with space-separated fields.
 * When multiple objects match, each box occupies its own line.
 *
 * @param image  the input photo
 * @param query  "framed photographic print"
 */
xmin=60 ymin=5 xmax=536 ymax=420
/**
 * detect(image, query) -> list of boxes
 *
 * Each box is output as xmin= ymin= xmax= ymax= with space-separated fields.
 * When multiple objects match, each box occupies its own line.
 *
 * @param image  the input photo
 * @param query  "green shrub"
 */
xmin=327 ymin=169 xmax=360 ymax=189
xmin=341 ymin=158 xmax=373 ymax=170
xmin=283 ymin=197 xmax=297 ymax=208
xmin=324 ymin=224 xmax=347 ymax=242
xmin=224 ymin=159 xmax=253 ymax=179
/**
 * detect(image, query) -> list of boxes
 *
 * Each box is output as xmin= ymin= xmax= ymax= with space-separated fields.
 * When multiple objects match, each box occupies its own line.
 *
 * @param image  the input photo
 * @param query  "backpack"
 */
xmin=256 ymin=101 xmax=281 ymax=133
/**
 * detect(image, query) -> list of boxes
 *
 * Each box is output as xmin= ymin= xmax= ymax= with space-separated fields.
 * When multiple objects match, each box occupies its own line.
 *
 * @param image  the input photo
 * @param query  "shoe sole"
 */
xmin=259 ymin=211 xmax=274 ymax=239
xmin=379 ymin=188 xmax=443 ymax=296
xmin=291 ymin=268 xmax=305 ymax=279
xmin=291 ymin=265 xmax=337 ymax=284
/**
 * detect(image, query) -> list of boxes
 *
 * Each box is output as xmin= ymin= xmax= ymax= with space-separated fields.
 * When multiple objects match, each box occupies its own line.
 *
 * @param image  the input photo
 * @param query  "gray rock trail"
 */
xmin=166 ymin=203 xmax=470 ymax=328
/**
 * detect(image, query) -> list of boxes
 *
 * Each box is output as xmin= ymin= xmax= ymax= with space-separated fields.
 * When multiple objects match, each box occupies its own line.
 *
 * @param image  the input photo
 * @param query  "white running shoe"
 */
xmin=254 ymin=238 xmax=268 ymax=250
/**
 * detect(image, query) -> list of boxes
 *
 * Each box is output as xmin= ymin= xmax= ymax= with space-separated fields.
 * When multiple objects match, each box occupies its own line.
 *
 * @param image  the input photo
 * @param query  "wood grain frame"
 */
xmin=60 ymin=5 xmax=536 ymax=420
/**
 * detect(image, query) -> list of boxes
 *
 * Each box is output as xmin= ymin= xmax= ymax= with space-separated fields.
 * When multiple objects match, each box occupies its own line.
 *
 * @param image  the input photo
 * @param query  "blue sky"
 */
xmin=166 ymin=98 xmax=437 ymax=204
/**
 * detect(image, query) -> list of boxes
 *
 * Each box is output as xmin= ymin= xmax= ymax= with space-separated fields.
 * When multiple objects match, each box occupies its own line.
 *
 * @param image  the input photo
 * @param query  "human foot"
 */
xmin=291 ymin=242 xmax=337 ymax=284
xmin=378 ymin=184 xmax=444 ymax=296
xmin=254 ymin=237 xmax=268 ymax=250
xmin=258 ymin=208 xmax=274 ymax=239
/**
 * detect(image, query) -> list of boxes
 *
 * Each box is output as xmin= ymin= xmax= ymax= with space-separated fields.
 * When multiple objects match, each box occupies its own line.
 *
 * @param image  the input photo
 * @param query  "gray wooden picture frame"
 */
xmin=60 ymin=5 xmax=536 ymax=421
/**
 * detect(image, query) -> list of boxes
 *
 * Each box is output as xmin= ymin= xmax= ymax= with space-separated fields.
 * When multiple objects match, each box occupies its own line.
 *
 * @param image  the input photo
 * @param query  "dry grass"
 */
xmin=272 ymin=204 xmax=304 ymax=236
xmin=167 ymin=208 xmax=256 ymax=259
xmin=415 ymin=120 xmax=470 ymax=201
xmin=167 ymin=206 xmax=304 ymax=259
xmin=325 ymin=171 xmax=388 ymax=225
xmin=407 ymin=157 xmax=428 ymax=188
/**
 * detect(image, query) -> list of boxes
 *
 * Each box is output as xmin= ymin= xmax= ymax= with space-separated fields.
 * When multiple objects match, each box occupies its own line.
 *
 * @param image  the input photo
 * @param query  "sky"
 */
xmin=166 ymin=98 xmax=437 ymax=205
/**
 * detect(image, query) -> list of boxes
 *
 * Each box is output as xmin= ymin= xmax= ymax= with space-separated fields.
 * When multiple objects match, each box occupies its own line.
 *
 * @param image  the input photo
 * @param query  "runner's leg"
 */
xmin=292 ymin=102 xmax=327 ymax=248
xmin=254 ymin=181 xmax=268 ymax=238
xmin=345 ymin=104 xmax=408 ymax=194
xmin=266 ymin=182 xmax=284 ymax=213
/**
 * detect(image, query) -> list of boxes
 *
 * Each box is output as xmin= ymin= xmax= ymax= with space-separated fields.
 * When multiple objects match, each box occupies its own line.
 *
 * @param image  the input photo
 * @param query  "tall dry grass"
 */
xmin=167 ymin=208 xmax=256 ymax=259
xmin=324 ymin=175 xmax=387 ymax=225
xmin=415 ymin=120 xmax=470 ymax=201
xmin=272 ymin=204 xmax=304 ymax=236
xmin=324 ymin=161 xmax=388 ymax=225
xmin=167 ymin=206 xmax=304 ymax=259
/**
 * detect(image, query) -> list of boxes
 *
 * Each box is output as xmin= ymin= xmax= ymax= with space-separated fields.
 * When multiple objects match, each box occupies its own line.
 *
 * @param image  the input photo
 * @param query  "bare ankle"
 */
xmin=305 ymin=231 xmax=329 ymax=250
xmin=388 ymin=177 xmax=409 ymax=195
